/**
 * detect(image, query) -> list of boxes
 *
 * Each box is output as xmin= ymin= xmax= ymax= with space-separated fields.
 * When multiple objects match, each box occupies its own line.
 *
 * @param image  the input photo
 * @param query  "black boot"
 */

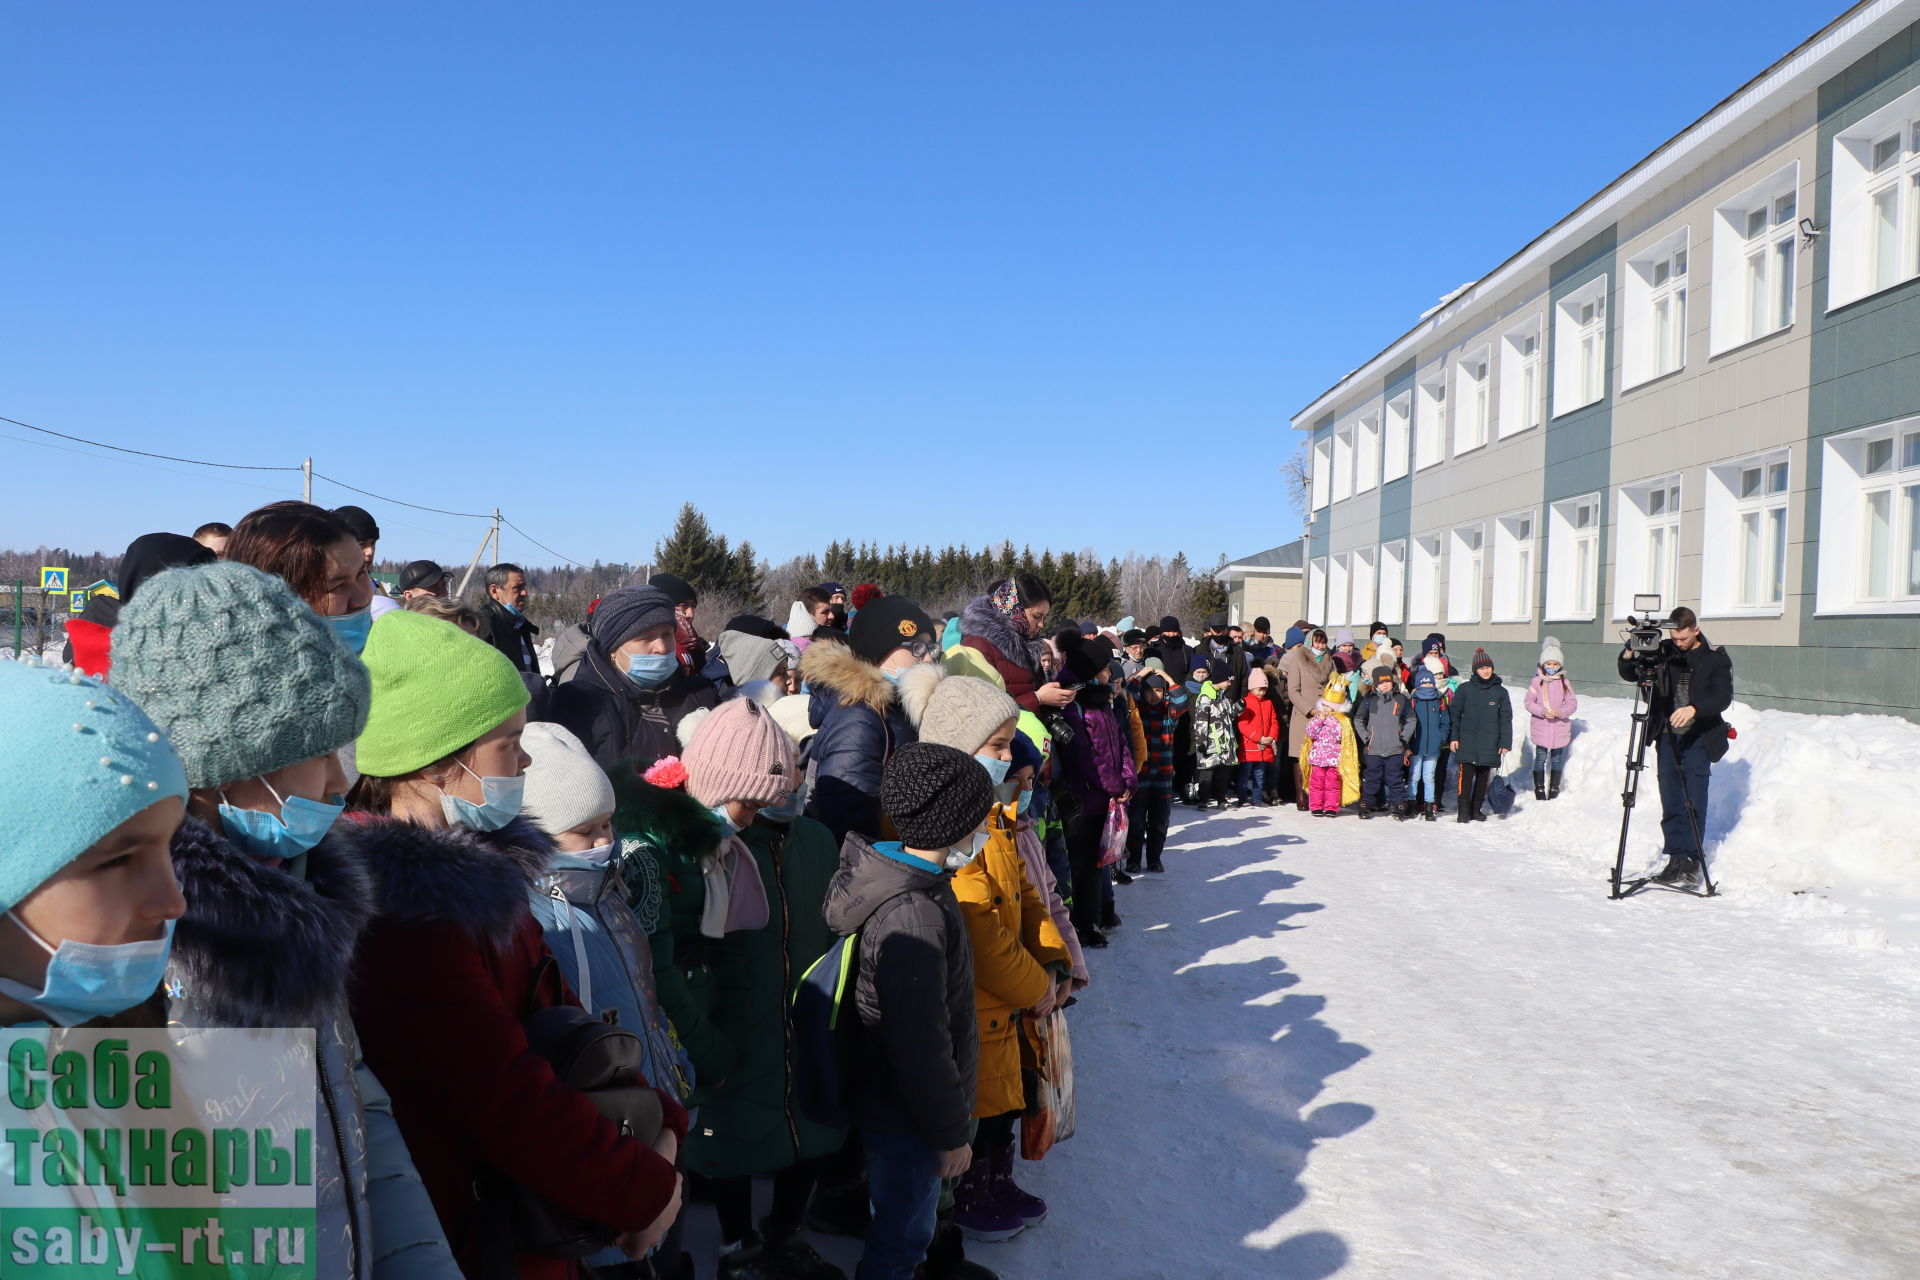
xmin=1112 ymin=867 xmax=1134 ymax=885
xmin=923 ymin=1214 xmax=1000 ymax=1280
xmin=1534 ymin=774 xmax=1547 ymax=801
xmin=1547 ymin=769 xmax=1562 ymax=800
xmin=1652 ymin=856 xmax=1701 ymax=886
xmin=1423 ymin=801 xmax=1438 ymax=822
xmin=759 ymin=1217 xmax=846 ymax=1280
xmin=1356 ymin=804 xmax=1372 ymax=820
xmin=1456 ymin=803 xmax=1473 ymax=823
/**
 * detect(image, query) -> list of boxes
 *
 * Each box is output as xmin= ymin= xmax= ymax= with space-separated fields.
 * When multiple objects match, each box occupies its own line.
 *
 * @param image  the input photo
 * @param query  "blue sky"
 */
xmin=1 ymin=1 xmax=1835 ymax=571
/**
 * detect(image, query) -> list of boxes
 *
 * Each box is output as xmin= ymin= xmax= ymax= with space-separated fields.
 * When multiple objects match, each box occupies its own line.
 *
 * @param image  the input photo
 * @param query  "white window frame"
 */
xmin=1310 ymin=436 xmax=1332 ymax=510
xmin=1408 ymin=534 xmax=1443 ymax=625
xmin=1552 ymin=276 xmax=1609 ymax=417
xmin=1710 ymin=162 xmax=1799 ymax=354
xmin=1829 ymin=85 xmax=1920 ymax=311
xmin=1383 ymin=393 xmax=1412 ymax=482
xmin=1308 ymin=555 xmax=1329 ymax=623
xmin=1327 ymin=552 xmax=1351 ymax=628
xmin=1446 ymin=524 xmax=1485 ymax=624
xmin=1332 ymin=424 xmax=1356 ymax=504
xmin=1545 ymin=492 xmax=1602 ymax=622
xmin=1498 ymin=315 xmax=1543 ymax=439
xmin=1452 ymin=345 xmax=1492 ymax=454
xmin=1378 ymin=540 xmax=1406 ymax=627
xmin=1701 ymin=450 xmax=1791 ymax=618
xmin=1350 ymin=546 xmax=1377 ymax=628
xmin=1815 ymin=416 xmax=1920 ymax=615
xmin=1491 ymin=510 xmax=1538 ymax=623
xmin=1622 ymin=229 xmax=1689 ymax=389
xmin=1415 ymin=370 xmax=1448 ymax=471
xmin=1355 ymin=412 xmax=1381 ymax=495
xmin=1612 ymin=474 xmax=1683 ymax=619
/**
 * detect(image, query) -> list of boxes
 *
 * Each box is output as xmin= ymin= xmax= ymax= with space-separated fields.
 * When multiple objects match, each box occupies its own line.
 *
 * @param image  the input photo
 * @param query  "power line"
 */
xmin=309 ymin=471 xmax=490 ymax=520
xmin=0 ymin=415 xmax=302 ymax=471
xmin=0 ymin=431 xmax=299 ymax=497
xmin=502 ymin=516 xmax=586 ymax=569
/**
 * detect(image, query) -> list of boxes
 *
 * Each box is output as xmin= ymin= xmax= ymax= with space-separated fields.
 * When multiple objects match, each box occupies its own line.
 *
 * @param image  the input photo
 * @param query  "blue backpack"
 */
xmin=792 ymin=932 xmax=864 ymax=1129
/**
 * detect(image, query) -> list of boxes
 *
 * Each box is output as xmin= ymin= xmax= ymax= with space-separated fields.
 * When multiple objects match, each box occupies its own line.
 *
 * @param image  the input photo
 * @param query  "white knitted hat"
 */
xmin=520 ymin=721 xmax=616 ymax=836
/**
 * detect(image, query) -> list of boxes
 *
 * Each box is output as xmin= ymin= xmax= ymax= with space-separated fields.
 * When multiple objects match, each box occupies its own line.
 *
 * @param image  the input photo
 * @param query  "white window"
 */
xmin=1816 ymin=418 xmax=1920 ymax=614
xmin=1447 ymin=525 xmax=1484 ymax=624
xmin=1492 ymin=511 xmax=1537 ymax=622
xmin=1498 ymin=316 xmax=1543 ymax=438
xmin=1384 ymin=393 xmax=1412 ymax=482
xmin=1415 ymin=371 xmax=1448 ymax=471
xmin=1327 ymin=552 xmax=1351 ymax=628
xmin=1453 ymin=347 xmax=1491 ymax=453
xmin=1612 ymin=475 xmax=1683 ymax=618
xmin=1546 ymin=493 xmax=1602 ymax=621
xmin=1623 ymin=230 xmax=1689 ymax=388
xmin=1702 ymin=452 xmax=1790 ymax=616
xmin=1355 ymin=413 xmax=1380 ymax=494
xmin=1552 ymin=276 xmax=1609 ymax=416
xmin=1829 ymin=86 xmax=1920 ymax=309
xmin=1378 ymin=540 xmax=1406 ymax=627
xmin=1711 ymin=163 xmax=1799 ymax=353
xmin=1310 ymin=436 xmax=1332 ymax=510
xmin=1409 ymin=535 xmax=1443 ymax=625
xmin=1333 ymin=425 xmax=1355 ymax=504
xmin=1350 ymin=546 xmax=1376 ymax=627
xmin=1308 ymin=556 xmax=1329 ymax=623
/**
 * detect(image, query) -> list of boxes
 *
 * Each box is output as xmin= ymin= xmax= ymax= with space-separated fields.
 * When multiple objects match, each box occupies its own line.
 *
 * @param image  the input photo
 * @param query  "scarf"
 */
xmin=989 ymin=578 xmax=1029 ymax=637
xmin=698 ymin=834 xmax=770 ymax=938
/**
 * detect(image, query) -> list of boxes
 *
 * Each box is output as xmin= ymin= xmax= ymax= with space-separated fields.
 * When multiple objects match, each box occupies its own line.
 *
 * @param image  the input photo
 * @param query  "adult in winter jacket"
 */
xmin=1617 ymin=606 xmax=1735 ymax=886
xmin=1524 ymin=636 xmax=1579 ymax=801
xmin=957 ymin=575 xmax=1076 ymax=713
xmin=479 ymin=562 xmax=541 ymax=673
xmin=1351 ymin=666 xmax=1417 ymax=819
xmin=1198 ymin=613 xmax=1251 ymax=699
xmin=1281 ymin=630 xmax=1336 ymax=810
xmin=1448 ymin=650 xmax=1512 ymax=823
xmin=547 ymin=584 xmax=722 ymax=773
xmin=62 ymin=530 xmax=215 ymax=676
xmin=1052 ymin=634 xmax=1136 ymax=945
xmin=113 ymin=563 xmax=460 ymax=1280
xmin=799 ymin=596 xmax=937 ymax=844
xmin=344 ymin=610 xmax=687 ymax=1279
xmin=821 ymin=745 xmax=989 ymax=1280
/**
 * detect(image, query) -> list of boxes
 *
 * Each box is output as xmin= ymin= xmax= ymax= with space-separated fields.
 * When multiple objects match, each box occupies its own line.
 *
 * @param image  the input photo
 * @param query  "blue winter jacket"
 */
xmin=1412 ymin=697 xmax=1451 ymax=761
xmin=798 ymin=641 xmax=917 ymax=845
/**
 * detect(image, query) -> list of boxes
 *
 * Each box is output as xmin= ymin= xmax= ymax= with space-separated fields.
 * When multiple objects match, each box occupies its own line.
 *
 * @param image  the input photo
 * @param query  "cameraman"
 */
xmin=1617 ymin=606 xmax=1734 ymax=886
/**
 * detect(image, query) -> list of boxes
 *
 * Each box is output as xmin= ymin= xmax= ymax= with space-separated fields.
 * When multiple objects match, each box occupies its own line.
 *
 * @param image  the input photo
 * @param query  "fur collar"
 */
xmin=800 ymin=639 xmax=895 ymax=717
xmin=960 ymin=595 xmax=1047 ymax=674
xmin=330 ymin=815 xmax=553 ymax=951
xmin=169 ymin=817 xmax=375 ymax=1028
xmin=610 ymin=772 xmax=725 ymax=859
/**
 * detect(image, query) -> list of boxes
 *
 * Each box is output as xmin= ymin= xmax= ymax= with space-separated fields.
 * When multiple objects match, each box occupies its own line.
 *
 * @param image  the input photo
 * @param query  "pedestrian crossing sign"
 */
xmin=69 ymin=590 xmax=88 ymax=614
xmin=39 ymin=567 xmax=69 ymax=594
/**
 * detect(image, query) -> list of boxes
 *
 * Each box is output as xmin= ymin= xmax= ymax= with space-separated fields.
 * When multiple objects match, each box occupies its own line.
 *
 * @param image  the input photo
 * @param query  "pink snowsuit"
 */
xmin=1524 ymin=674 xmax=1579 ymax=749
xmin=1306 ymin=714 xmax=1345 ymax=812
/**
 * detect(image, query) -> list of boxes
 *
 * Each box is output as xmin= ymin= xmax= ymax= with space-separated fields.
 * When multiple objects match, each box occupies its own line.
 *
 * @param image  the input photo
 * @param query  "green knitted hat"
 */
xmin=113 ymin=562 xmax=372 ymax=790
xmin=356 ymin=609 xmax=530 ymax=777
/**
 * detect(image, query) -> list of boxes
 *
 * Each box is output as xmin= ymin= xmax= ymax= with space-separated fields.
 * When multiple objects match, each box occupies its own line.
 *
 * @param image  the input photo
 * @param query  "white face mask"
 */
xmin=944 ymin=830 xmax=990 ymax=870
xmin=549 ymin=842 xmax=616 ymax=872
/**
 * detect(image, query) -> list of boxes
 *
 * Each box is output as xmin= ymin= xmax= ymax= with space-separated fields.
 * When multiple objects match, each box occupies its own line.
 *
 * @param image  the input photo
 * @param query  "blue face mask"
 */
xmin=325 ymin=606 xmax=374 ymax=655
xmin=549 ymin=842 xmax=617 ymax=873
xmin=975 ymin=754 xmax=1012 ymax=787
xmin=219 ymin=778 xmax=344 ymax=865
xmin=440 ymin=760 xmax=525 ymax=833
xmin=622 ymin=652 xmax=678 ymax=689
xmin=759 ymin=779 xmax=810 ymax=825
xmin=709 ymin=804 xmax=741 ymax=836
xmin=0 ymin=915 xmax=177 ymax=1026
xmin=499 ymin=601 xmax=522 ymax=617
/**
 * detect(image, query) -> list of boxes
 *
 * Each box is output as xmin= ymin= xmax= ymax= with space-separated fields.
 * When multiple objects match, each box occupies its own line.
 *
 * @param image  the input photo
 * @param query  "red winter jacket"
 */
xmin=1235 ymin=694 xmax=1280 ymax=762
xmin=958 ymin=597 xmax=1044 ymax=710
xmin=339 ymin=816 xmax=687 ymax=1280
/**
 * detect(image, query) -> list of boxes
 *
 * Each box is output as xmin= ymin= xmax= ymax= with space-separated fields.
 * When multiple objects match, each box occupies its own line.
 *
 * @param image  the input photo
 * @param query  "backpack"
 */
xmin=791 ymin=888 xmax=914 ymax=1129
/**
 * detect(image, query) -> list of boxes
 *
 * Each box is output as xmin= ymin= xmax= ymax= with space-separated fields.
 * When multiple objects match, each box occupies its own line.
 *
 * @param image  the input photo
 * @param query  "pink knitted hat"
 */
xmin=682 ymin=695 xmax=797 ymax=807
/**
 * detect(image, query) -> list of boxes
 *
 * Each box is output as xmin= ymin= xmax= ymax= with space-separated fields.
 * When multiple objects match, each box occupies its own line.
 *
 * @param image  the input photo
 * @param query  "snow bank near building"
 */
xmin=1499 ymin=687 xmax=1920 ymax=951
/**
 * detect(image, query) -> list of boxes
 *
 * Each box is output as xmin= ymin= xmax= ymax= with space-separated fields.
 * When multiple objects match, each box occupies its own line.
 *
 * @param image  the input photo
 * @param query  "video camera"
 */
xmin=1620 ymin=594 xmax=1678 ymax=667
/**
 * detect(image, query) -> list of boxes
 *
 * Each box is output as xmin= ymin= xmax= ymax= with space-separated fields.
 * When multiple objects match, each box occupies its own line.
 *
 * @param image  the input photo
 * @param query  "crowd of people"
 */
xmin=2 ymin=501 xmax=1600 ymax=1280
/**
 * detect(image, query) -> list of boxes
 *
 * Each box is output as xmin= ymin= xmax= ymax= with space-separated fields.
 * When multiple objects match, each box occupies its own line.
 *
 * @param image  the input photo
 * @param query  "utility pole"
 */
xmin=455 ymin=514 xmax=500 ymax=598
xmin=303 ymin=458 xmax=313 ymax=504
xmin=494 ymin=508 xmax=503 ymax=565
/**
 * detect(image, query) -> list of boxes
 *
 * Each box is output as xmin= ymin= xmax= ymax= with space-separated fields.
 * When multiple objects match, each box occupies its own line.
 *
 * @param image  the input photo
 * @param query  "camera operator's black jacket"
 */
xmin=1619 ymin=635 xmax=1734 ymax=759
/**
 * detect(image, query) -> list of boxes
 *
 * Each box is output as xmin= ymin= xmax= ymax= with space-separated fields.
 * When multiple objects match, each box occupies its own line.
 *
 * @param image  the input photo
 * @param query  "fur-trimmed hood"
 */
xmin=168 ymin=817 xmax=375 ymax=1028
xmin=959 ymin=595 xmax=1047 ymax=675
xmin=330 ymin=814 xmax=553 ymax=952
xmin=800 ymin=637 xmax=896 ymax=717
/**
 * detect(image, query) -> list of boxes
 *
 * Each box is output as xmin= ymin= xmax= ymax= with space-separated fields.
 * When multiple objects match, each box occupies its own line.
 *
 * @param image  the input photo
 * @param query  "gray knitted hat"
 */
xmin=521 ymin=721 xmax=617 ymax=837
xmin=897 ymin=665 xmax=1020 ymax=755
xmin=112 ymin=561 xmax=372 ymax=790
xmin=881 ymin=742 xmax=994 ymax=851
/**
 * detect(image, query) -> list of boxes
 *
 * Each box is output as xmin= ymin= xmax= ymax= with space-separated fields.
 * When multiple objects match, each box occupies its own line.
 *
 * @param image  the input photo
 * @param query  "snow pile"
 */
xmin=1493 ymin=685 xmax=1920 ymax=950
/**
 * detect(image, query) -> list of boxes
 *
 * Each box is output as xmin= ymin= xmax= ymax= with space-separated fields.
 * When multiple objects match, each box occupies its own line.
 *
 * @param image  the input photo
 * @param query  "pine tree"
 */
xmin=655 ymin=504 xmax=729 ymax=591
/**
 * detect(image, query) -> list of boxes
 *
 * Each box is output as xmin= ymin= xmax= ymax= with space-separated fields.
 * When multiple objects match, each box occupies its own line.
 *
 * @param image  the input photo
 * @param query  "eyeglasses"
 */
xmin=904 ymin=635 xmax=942 ymax=659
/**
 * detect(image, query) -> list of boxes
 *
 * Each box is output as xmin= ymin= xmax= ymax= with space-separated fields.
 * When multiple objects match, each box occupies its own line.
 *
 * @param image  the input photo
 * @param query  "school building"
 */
xmin=1293 ymin=0 xmax=1920 ymax=721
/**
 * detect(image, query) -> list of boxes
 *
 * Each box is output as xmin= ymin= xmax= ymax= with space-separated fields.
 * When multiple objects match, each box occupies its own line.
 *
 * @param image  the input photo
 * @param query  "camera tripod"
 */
xmin=1609 ymin=674 xmax=1718 ymax=900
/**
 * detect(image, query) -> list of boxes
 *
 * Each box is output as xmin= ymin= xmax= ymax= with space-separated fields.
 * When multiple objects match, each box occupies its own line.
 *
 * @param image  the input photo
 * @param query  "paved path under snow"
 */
xmin=984 ymin=802 xmax=1920 ymax=1280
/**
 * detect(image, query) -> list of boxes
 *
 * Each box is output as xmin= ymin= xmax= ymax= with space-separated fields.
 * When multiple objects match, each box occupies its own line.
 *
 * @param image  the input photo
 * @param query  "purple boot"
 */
xmin=951 ymin=1157 xmax=1026 ymax=1242
xmin=987 ymin=1140 xmax=1047 ymax=1227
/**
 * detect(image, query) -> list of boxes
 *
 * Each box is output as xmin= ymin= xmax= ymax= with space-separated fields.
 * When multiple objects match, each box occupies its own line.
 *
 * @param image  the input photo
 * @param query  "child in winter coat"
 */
xmin=1234 ymin=669 xmax=1281 ymax=806
xmin=1351 ymin=666 xmax=1417 ymax=820
xmin=1189 ymin=658 xmax=1241 ymax=809
xmin=1449 ymin=649 xmax=1513 ymax=823
xmin=1304 ymin=695 xmax=1349 ymax=816
xmin=1524 ymin=637 xmax=1578 ymax=801
xmin=1409 ymin=667 xmax=1453 ymax=821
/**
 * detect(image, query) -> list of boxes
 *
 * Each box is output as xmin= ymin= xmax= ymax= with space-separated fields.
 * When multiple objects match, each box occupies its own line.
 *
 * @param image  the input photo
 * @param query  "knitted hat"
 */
xmin=1247 ymin=668 xmax=1269 ymax=691
xmin=943 ymin=644 xmax=1006 ymax=689
xmin=590 ymin=587 xmax=677 ymax=655
xmin=113 ymin=562 xmax=372 ymax=790
xmin=1539 ymin=636 xmax=1566 ymax=669
xmin=1283 ymin=626 xmax=1306 ymax=648
xmin=1334 ymin=627 xmax=1356 ymax=647
xmin=850 ymin=583 xmax=884 ymax=611
xmin=1472 ymin=648 xmax=1495 ymax=672
xmin=903 ymin=667 xmax=1020 ymax=754
xmin=1058 ymin=635 xmax=1107 ymax=684
xmin=1420 ymin=632 xmax=1447 ymax=656
xmin=521 ymin=721 xmax=616 ymax=837
xmin=682 ymin=695 xmax=796 ymax=807
xmin=1142 ymin=673 xmax=1169 ymax=693
xmin=880 ymin=743 xmax=994 ymax=851
xmin=356 ymin=609 xmax=530 ymax=777
xmin=1158 ymin=616 xmax=1181 ymax=633
xmin=648 ymin=573 xmax=697 ymax=606
xmin=1412 ymin=667 xmax=1440 ymax=700
xmin=848 ymin=596 xmax=935 ymax=666
xmin=1017 ymin=710 xmax=1051 ymax=761
xmin=1190 ymin=654 xmax=1210 ymax=676
xmin=1371 ymin=665 xmax=1396 ymax=685
xmin=769 ymin=693 xmax=816 ymax=748
xmin=1010 ymin=731 xmax=1043 ymax=778
xmin=717 ymin=627 xmax=790 ymax=687
xmin=0 ymin=660 xmax=189 ymax=911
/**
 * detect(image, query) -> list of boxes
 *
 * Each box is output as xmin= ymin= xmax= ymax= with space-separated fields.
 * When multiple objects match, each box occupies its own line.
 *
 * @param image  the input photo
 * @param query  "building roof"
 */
xmin=1221 ymin=539 xmax=1304 ymax=575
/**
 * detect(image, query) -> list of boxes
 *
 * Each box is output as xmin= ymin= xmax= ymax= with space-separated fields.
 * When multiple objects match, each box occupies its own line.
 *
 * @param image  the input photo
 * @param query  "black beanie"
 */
xmin=882 ymin=743 xmax=994 ymax=851
xmin=1058 ymin=634 xmax=1107 ymax=683
xmin=1122 ymin=628 xmax=1147 ymax=646
xmin=1472 ymin=648 xmax=1494 ymax=672
xmin=848 ymin=595 xmax=935 ymax=665
xmin=723 ymin=613 xmax=790 ymax=641
xmin=648 ymin=572 xmax=698 ymax=606
xmin=1158 ymin=615 xmax=1181 ymax=633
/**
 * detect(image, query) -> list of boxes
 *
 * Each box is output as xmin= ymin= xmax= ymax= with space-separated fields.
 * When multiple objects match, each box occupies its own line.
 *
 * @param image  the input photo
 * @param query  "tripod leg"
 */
xmin=1611 ymin=689 xmax=1652 ymax=899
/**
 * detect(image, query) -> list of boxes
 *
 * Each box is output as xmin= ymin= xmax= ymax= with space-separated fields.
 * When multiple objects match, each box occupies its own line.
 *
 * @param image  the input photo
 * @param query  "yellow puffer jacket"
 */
xmin=951 ymin=805 xmax=1071 ymax=1118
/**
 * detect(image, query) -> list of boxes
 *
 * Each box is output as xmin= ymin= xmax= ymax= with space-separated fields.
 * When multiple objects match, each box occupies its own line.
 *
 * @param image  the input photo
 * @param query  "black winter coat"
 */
xmin=546 ymin=645 xmax=721 ymax=772
xmin=1449 ymin=673 xmax=1512 ymax=766
xmin=480 ymin=599 xmax=541 ymax=674
xmin=1618 ymin=635 xmax=1735 ymax=758
xmin=820 ymin=834 xmax=978 ymax=1152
